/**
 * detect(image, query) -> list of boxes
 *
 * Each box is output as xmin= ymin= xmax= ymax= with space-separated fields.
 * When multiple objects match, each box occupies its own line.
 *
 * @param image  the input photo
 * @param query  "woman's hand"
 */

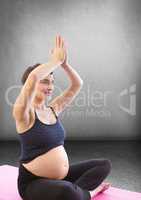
xmin=61 ymin=46 xmax=68 ymax=67
xmin=49 ymin=35 xmax=66 ymax=65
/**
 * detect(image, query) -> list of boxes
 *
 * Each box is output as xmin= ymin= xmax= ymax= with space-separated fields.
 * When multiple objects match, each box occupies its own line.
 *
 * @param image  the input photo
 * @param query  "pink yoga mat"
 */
xmin=0 ymin=165 xmax=21 ymax=200
xmin=91 ymin=186 xmax=141 ymax=200
xmin=0 ymin=165 xmax=141 ymax=200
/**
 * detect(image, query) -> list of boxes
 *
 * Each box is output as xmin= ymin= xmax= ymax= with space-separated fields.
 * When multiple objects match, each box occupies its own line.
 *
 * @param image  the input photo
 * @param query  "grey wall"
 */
xmin=0 ymin=0 xmax=140 ymax=140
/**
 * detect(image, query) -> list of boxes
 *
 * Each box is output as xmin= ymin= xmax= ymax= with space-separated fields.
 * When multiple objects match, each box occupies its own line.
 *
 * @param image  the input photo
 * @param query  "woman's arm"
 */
xmin=12 ymin=60 xmax=60 ymax=121
xmin=61 ymin=63 xmax=83 ymax=86
xmin=49 ymin=63 xmax=83 ymax=116
xmin=12 ymin=35 xmax=65 ymax=122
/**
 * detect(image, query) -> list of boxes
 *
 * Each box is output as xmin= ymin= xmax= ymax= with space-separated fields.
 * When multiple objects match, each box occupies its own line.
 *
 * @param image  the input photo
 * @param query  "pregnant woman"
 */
xmin=13 ymin=35 xmax=112 ymax=200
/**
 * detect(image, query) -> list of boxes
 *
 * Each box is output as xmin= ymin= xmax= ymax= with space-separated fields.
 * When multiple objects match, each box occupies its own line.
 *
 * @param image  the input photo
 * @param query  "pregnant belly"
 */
xmin=22 ymin=145 xmax=69 ymax=179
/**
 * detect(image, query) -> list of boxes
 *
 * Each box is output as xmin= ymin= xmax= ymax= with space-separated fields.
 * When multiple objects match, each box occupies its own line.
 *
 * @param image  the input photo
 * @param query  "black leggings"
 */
xmin=17 ymin=158 xmax=112 ymax=200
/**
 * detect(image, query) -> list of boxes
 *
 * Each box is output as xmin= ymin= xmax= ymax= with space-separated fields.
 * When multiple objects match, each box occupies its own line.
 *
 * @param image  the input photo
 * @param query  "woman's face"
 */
xmin=36 ymin=74 xmax=54 ymax=97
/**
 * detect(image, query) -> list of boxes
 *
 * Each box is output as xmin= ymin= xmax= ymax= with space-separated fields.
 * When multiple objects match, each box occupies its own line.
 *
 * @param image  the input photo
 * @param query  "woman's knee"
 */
xmin=102 ymin=159 xmax=112 ymax=174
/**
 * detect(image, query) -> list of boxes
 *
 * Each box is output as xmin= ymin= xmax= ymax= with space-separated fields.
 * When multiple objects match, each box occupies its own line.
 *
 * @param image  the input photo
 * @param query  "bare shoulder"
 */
xmin=48 ymin=104 xmax=59 ymax=118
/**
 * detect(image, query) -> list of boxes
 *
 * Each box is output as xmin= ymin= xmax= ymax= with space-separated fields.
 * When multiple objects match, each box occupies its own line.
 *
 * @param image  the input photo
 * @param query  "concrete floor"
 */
xmin=0 ymin=140 xmax=141 ymax=193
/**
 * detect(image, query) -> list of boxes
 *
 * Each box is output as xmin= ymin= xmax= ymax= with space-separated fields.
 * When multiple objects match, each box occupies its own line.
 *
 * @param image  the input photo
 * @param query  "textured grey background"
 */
xmin=0 ymin=0 xmax=140 ymax=140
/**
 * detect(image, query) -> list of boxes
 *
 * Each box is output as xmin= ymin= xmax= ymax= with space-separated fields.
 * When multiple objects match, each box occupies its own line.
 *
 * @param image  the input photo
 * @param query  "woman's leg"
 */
xmin=18 ymin=162 xmax=91 ymax=200
xmin=23 ymin=178 xmax=91 ymax=200
xmin=63 ymin=158 xmax=112 ymax=191
xmin=18 ymin=159 xmax=111 ymax=200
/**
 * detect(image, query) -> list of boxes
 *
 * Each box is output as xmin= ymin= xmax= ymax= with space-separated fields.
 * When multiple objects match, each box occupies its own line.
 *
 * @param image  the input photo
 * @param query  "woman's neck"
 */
xmin=32 ymin=101 xmax=46 ymax=110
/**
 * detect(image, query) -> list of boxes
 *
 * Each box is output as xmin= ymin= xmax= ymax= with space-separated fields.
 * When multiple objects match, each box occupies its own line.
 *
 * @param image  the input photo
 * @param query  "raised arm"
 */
xmin=12 ymin=35 xmax=65 ymax=122
xmin=48 ymin=48 xmax=83 ymax=116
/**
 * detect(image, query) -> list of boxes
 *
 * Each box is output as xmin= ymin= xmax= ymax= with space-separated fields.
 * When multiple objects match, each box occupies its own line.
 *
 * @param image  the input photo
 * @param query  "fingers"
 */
xmin=55 ymin=35 xmax=59 ymax=47
xmin=55 ymin=34 xmax=65 ymax=48
xmin=59 ymin=35 xmax=61 ymax=47
xmin=60 ymin=37 xmax=64 ymax=48
xmin=57 ymin=35 xmax=61 ymax=47
xmin=58 ymin=35 xmax=63 ymax=48
xmin=55 ymin=35 xmax=60 ymax=47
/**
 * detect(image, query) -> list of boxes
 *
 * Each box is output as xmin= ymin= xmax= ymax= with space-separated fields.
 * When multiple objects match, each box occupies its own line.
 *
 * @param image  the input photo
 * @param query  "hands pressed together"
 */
xmin=49 ymin=35 xmax=68 ymax=67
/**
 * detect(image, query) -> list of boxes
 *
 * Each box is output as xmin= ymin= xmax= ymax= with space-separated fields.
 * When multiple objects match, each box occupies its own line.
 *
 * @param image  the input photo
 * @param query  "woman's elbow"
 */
xmin=75 ymin=79 xmax=83 ymax=87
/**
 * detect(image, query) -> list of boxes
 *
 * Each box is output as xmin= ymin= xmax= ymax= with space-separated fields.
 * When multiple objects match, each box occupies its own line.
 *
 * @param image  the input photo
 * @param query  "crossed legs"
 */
xmin=22 ymin=158 xmax=112 ymax=200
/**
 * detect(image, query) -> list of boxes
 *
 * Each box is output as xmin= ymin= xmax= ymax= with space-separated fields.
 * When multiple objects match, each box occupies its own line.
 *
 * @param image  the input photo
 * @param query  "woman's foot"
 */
xmin=89 ymin=182 xmax=111 ymax=198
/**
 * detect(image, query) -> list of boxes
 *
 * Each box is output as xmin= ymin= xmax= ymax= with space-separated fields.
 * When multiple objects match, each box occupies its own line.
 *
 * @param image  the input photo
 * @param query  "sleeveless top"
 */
xmin=18 ymin=106 xmax=66 ymax=164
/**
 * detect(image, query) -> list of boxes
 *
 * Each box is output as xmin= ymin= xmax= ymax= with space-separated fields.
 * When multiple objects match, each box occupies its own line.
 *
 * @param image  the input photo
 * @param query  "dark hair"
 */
xmin=21 ymin=63 xmax=53 ymax=85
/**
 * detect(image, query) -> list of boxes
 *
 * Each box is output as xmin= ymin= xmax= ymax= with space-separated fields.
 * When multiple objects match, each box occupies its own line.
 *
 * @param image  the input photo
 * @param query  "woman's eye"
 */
xmin=41 ymin=79 xmax=47 ymax=83
xmin=40 ymin=80 xmax=54 ymax=84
